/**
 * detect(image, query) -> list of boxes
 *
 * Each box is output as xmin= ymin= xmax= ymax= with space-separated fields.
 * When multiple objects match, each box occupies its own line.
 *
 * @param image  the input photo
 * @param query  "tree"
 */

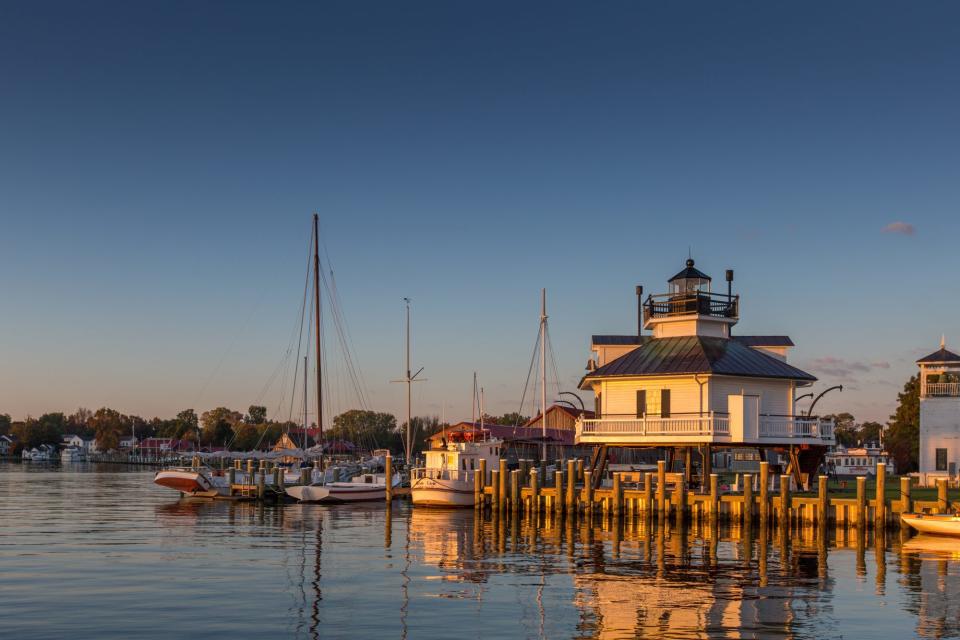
xmin=200 ymin=407 xmax=243 ymax=446
xmin=232 ymin=423 xmax=261 ymax=450
xmin=492 ymin=412 xmax=529 ymax=427
xmin=399 ymin=415 xmax=441 ymax=459
xmin=859 ymin=421 xmax=884 ymax=446
xmin=68 ymin=408 xmax=93 ymax=437
xmin=173 ymin=409 xmax=199 ymax=440
xmin=824 ymin=412 xmax=857 ymax=447
xmin=246 ymin=405 xmax=268 ymax=425
xmin=330 ymin=410 xmax=397 ymax=450
xmin=90 ymin=407 xmax=124 ymax=451
xmin=886 ymin=375 xmax=920 ymax=473
xmin=0 ymin=413 xmax=11 ymax=436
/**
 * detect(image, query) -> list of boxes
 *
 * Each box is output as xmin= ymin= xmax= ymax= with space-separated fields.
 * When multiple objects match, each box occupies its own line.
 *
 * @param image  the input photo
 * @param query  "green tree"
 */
xmin=200 ymin=407 xmax=243 ymax=446
xmin=330 ymin=410 xmax=398 ymax=450
xmin=859 ymin=421 xmax=884 ymax=445
xmin=0 ymin=413 xmax=11 ymax=436
xmin=232 ymin=423 xmax=261 ymax=450
xmin=399 ymin=415 xmax=441 ymax=459
xmin=492 ymin=412 xmax=529 ymax=427
xmin=90 ymin=407 xmax=124 ymax=451
xmin=886 ymin=375 xmax=920 ymax=473
xmin=174 ymin=409 xmax=199 ymax=440
xmin=824 ymin=412 xmax=857 ymax=447
xmin=246 ymin=405 xmax=268 ymax=425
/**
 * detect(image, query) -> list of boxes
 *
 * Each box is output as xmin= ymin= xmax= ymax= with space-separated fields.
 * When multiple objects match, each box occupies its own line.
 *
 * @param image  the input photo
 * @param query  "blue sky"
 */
xmin=2 ymin=2 xmax=958 ymax=425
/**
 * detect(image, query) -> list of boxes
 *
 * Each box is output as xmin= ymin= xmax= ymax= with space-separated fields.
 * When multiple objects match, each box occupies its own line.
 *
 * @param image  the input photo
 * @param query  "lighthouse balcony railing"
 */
xmin=923 ymin=382 xmax=960 ymax=398
xmin=643 ymin=292 xmax=739 ymax=322
xmin=577 ymin=414 xmax=834 ymax=443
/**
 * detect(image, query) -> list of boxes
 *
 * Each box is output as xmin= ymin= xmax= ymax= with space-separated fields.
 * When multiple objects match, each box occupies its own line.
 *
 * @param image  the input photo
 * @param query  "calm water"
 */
xmin=2 ymin=463 xmax=959 ymax=639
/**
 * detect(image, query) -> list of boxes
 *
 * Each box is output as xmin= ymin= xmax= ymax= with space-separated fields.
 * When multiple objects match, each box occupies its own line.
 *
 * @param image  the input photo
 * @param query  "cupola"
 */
xmin=643 ymin=258 xmax=739 ymax=339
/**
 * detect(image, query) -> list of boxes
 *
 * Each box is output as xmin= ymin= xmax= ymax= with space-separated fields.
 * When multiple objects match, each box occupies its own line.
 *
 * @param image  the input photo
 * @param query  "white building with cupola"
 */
xmin=576 ymin=259 xmax=834 ymax=488
xmin=917 ymin=339 xmax=960 ymax=486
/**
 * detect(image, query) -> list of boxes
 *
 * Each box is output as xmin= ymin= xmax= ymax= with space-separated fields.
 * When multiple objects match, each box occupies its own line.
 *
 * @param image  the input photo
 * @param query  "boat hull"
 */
xmin=154 ymin=470 xmax=218 ymax=498
xmin=901 ymin=513 xmax=960 ymax=536
xmin=285 ymin=483 xmax=386 ymax=503
xmin=411 ymin=477 xmax=475 ymax=507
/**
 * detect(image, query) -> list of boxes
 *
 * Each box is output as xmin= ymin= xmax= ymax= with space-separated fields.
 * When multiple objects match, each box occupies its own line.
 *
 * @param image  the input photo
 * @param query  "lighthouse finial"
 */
xmin=942 ymin=334 xmax=947 ymax=350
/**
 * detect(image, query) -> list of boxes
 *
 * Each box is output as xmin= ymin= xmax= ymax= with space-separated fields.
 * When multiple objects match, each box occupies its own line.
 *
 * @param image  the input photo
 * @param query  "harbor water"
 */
xmin=2 ymin=462 xmax=959 ymax=639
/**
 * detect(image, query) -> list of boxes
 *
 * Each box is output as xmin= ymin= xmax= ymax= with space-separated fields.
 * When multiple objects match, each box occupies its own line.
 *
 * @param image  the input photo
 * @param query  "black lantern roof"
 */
xmin=668 ymin=259 xmax=711 ymax=283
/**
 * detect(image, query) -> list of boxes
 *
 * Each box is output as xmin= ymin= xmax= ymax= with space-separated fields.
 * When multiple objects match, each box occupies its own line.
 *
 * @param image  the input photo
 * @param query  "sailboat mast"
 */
xmin=303 ymin=355 xmax=308 ymax=450
xmin=313 ymin=214 xmax=323 ymax=463
xmin=405 ymin=297 xmax=412 ymax=465
xmin=540 ymin=288 xmax=547 ymax=462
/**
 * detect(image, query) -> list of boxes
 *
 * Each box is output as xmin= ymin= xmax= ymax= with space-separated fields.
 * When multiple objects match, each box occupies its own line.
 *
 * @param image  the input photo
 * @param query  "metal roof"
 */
xmin=581 ymin=335 xmax=816 ymax=385
xmin=917 ymin=347 xmax=960 ymax=364
xmin=668 ymin=259 xmax=712 ymax=283
xmin=592 ymin=334 xmax=793 ymax=347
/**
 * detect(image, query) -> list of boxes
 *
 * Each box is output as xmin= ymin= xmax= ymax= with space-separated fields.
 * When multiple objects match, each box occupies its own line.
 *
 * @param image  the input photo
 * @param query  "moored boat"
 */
xmin=154 ymin=468 xmax=223 ymax=498
xmin=901 ymin=512 xmax=960 ymax=536
xmin=285 ymin=472 xmax=400 ymax=503
xmin=411 ymin=431 xmax=502 ymax=507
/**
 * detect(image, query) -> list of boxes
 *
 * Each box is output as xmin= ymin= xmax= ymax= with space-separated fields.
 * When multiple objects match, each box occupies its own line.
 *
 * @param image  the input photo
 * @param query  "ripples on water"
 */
xmin=2 ymin=462 xmax=959 ymax=639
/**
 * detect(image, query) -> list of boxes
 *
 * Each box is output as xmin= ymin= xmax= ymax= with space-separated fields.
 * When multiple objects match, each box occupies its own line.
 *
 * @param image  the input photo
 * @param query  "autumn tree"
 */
xmin=200 ymin=407 xmax=243 ymax=446
xmin=90 ymin=408 xmax=125 ymax=451
xmin=886 ymin=375 xmax=920 ymax=473
xmin=0 ymin=413 xmax=11 ymax=436
xmin=245 ymin=405 xmax=267 ymax=425
xmin=329 ymin=410 xmax=397 ymax=450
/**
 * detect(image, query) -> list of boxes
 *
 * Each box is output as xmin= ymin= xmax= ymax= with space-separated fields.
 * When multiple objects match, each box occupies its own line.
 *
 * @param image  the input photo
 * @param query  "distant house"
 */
xmin=139 ymin=438 xmax=173 ymax=455
xmin=523 ymin=405 xmax=595 ymax=432
xmin=62 ymin=434 xmax=85 ymax=449
xmin=119 ymin=436 xmax=137 ymax=451
xmin=0 ymin=435 xmax=14 ymax=456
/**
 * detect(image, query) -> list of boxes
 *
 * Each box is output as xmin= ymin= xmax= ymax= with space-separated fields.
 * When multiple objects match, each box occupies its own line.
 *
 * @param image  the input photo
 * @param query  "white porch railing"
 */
xmin=577 ymin=415 xmax=834 ymax=442
xmin=578 ymin=415 xmax=729 ymax=438
xmin=924 ymin=382 xmax=960 ymax=397
xmin=759 ymin=417 xmax=834 ymax=441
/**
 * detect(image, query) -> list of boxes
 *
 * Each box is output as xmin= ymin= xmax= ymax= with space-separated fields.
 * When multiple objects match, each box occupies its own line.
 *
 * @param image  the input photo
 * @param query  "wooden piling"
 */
xmin=511 ymin=470 xmax=520 ymax=513
xmin=576 ymin=458 xmax=584 ymax=482
xmin=938 ymin=478 xmax=948 ymax=513
xmin=875 ymin=463 xmax=886 ymax=526
xmin=675 ymin=477 xmax=687 ymax=526
xmin=385 ymin=456 xmax=392 ymax=503
xmin=474 ymin=468 xmax=483 ymax=509
xmin=900 ymin=476 xmax=912 ymax=513
xmin=779 ymin=475 xmax=790 ymax=528
xmin=228 ymin=467 xmax=236 ymax=485
xmin=856 ymin=476 xmax=867 ymax=525
xmin=818 ymin=475 xmax=828 ymax=525
xmin=584 ymin=471 xmax=593 ymax=514
xmin=499 ymin=460 xmax=508 ymax=511
xmin=743 ymin=473 xmax=753 ymax=525
xmin=257 ymin=469 xmax=265 ymax=500
xmin=555 ymin=471 xmax=564 ymax=515
xmin=709 ymin=473 xmax=719 ymax=521
xmin=643 ymin=472 xmax=653 ymax=515
xmin=566 ymin=460 xmax=576 ymax=512
xmin=530 ymin=469 xmax=540 ymax=514
xmin=490 ymin=470 xmax=500 ymax=510
xmin=479 ymin=458 xmax=488 ymax=490
xmin=657 ymin=460 xmax=667 ymax=517
xmin=277 ymin=467 xmax=285 ymax=492
xmin=272 ymin=467 xmax=280 ymax=487
xmin=300 ymin=467 xmax=311 ymax=486
xmin=759 ymin=461 xmax=769 ymax=523
xmin=612 ymin=472 xmax=622 ymax=516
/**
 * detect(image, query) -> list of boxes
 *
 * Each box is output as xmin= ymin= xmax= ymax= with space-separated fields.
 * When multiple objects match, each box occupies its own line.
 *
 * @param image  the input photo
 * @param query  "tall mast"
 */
xmin=540 ymin=288 xmax=547 ymax=462
xmin=472 ymin=372 xmax=477 ymax=426
xmin=405 ymin=298 xmax=412 ymax=463
xmin=303 ymin=355 xmax=308 ymax=450
xmin=313 ymin=214 xmax=323 ymax=463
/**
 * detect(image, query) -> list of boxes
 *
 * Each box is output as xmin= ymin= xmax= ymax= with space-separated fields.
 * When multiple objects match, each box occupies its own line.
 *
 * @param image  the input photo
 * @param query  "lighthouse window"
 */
xmin=937 ymin=448 xmax=948 ymax=471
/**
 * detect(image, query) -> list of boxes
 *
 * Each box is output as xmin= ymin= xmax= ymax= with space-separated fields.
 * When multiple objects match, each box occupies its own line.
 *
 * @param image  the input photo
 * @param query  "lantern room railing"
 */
xmin=643 ymin=291 xmax=739 ymax=321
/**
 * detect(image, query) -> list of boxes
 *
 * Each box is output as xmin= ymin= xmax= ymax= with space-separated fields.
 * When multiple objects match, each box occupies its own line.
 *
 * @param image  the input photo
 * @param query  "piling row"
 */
xmin=473 ymin=461 xmax=932 ymax=530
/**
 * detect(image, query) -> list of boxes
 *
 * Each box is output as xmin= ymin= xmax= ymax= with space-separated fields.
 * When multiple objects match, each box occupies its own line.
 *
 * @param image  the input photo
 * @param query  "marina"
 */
xmin=3 ymin=462 xmax=960 ymax=639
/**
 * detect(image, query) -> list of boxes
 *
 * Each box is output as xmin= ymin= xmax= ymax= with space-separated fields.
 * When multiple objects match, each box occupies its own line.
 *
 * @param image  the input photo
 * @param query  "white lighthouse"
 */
xmin=918 ymin=338 xmax=960 ymax=485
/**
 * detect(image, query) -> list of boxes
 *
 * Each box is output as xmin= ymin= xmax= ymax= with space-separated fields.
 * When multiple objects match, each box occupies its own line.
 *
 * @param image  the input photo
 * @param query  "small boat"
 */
xmin=901 ymin=512 xmax=960 ymax=536
xmin=154 ymin=468 xmax=223 ymax=498
xmin=285 ymin=472 xmax=401 ymax=503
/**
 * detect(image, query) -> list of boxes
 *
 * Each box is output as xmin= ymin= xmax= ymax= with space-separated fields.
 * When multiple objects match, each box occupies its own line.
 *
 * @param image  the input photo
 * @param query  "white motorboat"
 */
xmin=901 ymin=512 xmax=960 ymax=537
xmin=285 ymin=472 xmax=401 ymax=503
xmin=60 ymin=447 xmax=86 ymax=462
xmin=154 ymin=467 xmax=227 ymax=498
xmin=411 ymin=431 xmax=502 ymax=507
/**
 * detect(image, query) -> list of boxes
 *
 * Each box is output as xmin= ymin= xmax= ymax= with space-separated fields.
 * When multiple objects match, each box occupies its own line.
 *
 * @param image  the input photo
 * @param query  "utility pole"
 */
xmin=393 ymin=298 xmax=424 ymax=466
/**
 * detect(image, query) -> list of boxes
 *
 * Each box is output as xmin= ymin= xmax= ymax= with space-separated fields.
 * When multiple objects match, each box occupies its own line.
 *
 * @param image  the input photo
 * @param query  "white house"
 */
xmin=917 ymin=339 xmax=960 ymax=485
xmin=62 ymin=434 xmax=89 ymax=450
xmin=0 ymin=435 xmax=13 ymax=456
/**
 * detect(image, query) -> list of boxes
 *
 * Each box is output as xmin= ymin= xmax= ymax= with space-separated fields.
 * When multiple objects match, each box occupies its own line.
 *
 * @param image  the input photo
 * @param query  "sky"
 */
xmin=2 ymin=1 xmax=959 ymax=426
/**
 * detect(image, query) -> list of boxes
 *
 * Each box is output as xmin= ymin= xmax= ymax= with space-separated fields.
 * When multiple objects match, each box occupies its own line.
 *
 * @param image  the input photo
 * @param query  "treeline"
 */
xmin=0 ymin=405 xmax=529 ymax=457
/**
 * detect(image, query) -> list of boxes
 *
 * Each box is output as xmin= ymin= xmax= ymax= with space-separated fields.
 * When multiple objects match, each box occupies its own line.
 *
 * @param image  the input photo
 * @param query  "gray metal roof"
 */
xmin=592 ymin=334 xmax=793 ymax=348
xmin=917 ymin=347 xmax=960 ymax=364
xmin=668 ymin=259 xmax=712 ymax=283
xmin=582 ymin=335 xmax=816 ymax=384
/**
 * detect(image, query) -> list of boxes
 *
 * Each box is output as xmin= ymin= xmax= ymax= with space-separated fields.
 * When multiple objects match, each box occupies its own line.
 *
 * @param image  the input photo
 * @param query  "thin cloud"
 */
xmin=807 ymin=356 xmax=890 ymax=380
xmin=882 ymin=221 xmax=915 ymax=235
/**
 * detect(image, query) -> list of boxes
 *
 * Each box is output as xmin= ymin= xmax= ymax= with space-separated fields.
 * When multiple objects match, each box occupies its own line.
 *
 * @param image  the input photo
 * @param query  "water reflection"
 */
xmin=5 ymin=465 xmax=960 ymax=639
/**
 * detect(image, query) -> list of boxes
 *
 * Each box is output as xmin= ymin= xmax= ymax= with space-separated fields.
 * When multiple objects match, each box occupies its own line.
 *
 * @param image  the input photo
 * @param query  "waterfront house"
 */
xmin=576 ymin=259 xmax=834 ymax=487
xmin=917 ymin=339 xmax=960 ymax=485
xmin=523 ymin=405 xmax=594 ymax=432
xmin=0 ymin=435 xmax=13 ymax=456
xmin=825 ymin=444 xmax=895 ymax=477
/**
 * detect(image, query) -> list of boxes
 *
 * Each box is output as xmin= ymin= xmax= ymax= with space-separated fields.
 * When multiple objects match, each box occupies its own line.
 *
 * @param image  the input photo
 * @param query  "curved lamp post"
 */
xmin=806 ymin=385 xmax=843 ymax=417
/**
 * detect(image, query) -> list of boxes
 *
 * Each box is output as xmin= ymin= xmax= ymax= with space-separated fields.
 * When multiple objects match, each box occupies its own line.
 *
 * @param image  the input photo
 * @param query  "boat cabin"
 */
xmin=424 ymin=429 xmax=502 ymax=475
